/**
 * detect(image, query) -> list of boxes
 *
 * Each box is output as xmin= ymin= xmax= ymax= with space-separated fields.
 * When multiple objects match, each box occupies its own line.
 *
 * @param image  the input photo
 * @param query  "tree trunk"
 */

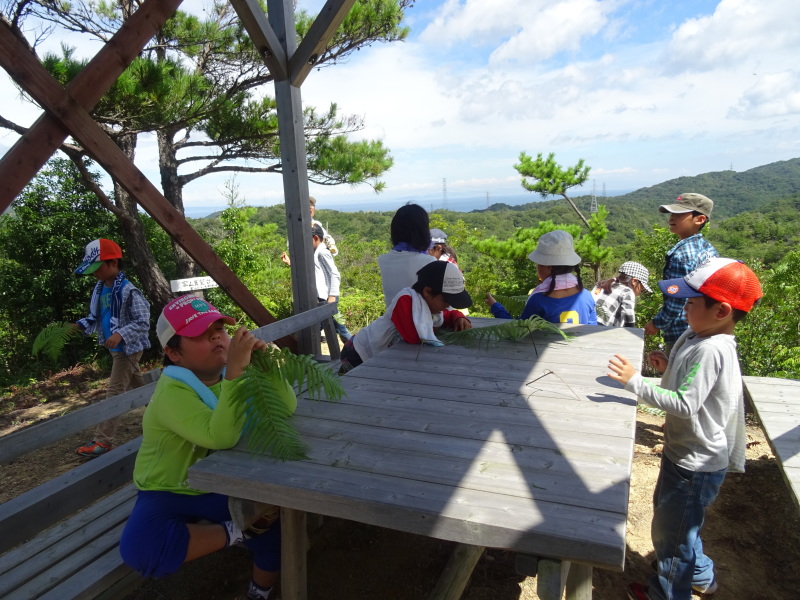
xmin=157 ymin=128 xmax=197 ymax=279
xmin=113 ymin=132 xmax=173 ymax=310
xmin=562 ymin=193 xmax=591 ymax=229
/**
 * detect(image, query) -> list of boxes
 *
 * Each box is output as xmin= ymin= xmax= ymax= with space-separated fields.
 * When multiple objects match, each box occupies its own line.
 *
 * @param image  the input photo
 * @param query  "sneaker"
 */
xmin=692 ymin=579 xmax=718 ymax=595
xmin=627 ymin=582 xmax=651 ymax=600
xmin=75 ymin=441 xmax=111 ymax=457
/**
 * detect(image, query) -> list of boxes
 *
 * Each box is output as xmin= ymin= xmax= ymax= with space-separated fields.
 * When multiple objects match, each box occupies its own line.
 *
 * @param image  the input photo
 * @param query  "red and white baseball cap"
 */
xmin=156 ymin=295 xmax=236 ymax=347
xmin=74 ymin=239 xmax=122 ymax=275
xmin=658 ymin=258 xmax=763 ymax=312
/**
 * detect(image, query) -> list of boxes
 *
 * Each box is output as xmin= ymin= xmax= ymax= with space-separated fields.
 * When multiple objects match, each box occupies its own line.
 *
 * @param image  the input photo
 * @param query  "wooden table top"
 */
xmin=189 ymin=320 xmax=644 ymax=570
xmin=742 ymin=376 xmax=800 ymax=512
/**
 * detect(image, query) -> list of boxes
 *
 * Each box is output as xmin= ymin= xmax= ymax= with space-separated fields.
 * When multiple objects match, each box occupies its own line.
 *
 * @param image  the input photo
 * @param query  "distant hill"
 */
xmin=594 ymin=157 xmax=800 ymax=219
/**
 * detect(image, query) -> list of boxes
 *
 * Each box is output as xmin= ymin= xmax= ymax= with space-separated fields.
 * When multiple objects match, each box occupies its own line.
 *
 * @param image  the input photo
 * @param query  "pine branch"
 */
xmin=439 ymin=316 xmax=571 ymax=350
xmin=32 ymin=322 xmax=79 ymax=361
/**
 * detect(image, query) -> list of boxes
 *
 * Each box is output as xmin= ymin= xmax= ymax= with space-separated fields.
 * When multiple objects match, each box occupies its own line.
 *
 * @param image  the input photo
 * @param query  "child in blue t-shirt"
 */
xmin=485 ymin=230 xmax=597 ymax=325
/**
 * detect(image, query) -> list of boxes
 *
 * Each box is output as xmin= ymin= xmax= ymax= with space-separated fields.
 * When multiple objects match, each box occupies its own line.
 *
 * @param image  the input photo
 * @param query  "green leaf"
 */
xmin=32 ymin=322 xmax=79 ymax=361
xmin=439 ymin=316 xmax=570 ymax=350
xmin=232 ymin=346 xmax=346 ymax=461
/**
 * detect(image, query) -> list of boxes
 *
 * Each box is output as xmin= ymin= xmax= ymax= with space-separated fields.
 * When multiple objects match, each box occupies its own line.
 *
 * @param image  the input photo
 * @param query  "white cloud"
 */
xmin=419 ymin=0 xmax=613 ymax=66
xmin=663 ymin=0 xmax=800 ymax=74
xmin=729 ymin=71 xmax=800 ymax=119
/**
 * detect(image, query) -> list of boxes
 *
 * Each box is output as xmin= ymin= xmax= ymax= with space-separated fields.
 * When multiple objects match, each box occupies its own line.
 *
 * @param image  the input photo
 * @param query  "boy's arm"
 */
xmin=610 ymin=348 xmax=721 ymax=417
xmin=115 ymin=288 xmax=150 ymax=344
xmin=389 ymin=295 xmax=421 ymax=344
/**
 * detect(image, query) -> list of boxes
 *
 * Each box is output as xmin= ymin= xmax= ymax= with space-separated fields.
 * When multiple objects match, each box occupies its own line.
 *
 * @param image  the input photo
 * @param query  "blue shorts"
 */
xmin=120 ymin=490 xmax=281 ymax=578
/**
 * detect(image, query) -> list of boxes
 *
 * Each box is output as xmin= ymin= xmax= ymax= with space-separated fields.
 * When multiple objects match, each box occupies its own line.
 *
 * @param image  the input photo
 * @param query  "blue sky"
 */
xmin=2 ymin=0 xmax=799 ymax=214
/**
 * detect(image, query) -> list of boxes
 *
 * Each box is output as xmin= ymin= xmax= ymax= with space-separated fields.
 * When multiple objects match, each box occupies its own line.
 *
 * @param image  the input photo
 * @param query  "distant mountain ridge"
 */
xmin=597 ymin=157 xmax=800 ymax=218
xmin=490 ymin=157 xmax=800 ymax=221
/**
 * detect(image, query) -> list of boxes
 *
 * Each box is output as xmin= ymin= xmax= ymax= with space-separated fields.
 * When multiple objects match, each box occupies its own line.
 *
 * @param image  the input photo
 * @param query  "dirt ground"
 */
xmin=2 ymin=365 xmax=799 ymax=600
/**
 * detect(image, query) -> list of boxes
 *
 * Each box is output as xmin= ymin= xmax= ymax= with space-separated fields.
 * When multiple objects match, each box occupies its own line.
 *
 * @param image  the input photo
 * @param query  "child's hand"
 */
xmin=452 ymin=317 xmax=472 ymax=331
xmin=643 ymin=320 xmax=659 ymax=336
xmin=648 ymin=350 xmax=669 ymax=373
xmin=104 ymin=332 xmax=123 ymax=349
xmin=484 ymin=293 xmax=496 ymax=307
xmin=225 ymin=327 xmax=268 ymax=380
xmin=607 ymin=354 xmax=637 ymax=385
xmin=280 ymin=252 xmax=291 ymax=266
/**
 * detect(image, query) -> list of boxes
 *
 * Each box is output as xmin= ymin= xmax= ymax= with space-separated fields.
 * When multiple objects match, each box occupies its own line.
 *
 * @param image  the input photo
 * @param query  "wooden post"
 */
xmin=536 ymin=559 xmax=593 ymax=600
xmin=428 ymin=544 xmax=484 ymax=600
xmin=565 ymin=562 xmax=593 ymax=600
xmin=280 ymin=508 xmax=308 ymax=600
xmin=268 ymin=0 xmax=319 ymax=356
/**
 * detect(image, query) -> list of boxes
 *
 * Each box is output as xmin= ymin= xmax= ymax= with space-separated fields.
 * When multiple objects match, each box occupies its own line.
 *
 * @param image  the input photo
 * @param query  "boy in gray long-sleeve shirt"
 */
xmin=608 ymin=258 xmax=763 ymax=600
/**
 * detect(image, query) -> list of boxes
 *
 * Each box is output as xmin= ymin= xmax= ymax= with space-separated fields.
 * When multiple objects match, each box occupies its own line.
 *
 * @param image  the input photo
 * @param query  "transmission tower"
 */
xmin=442 ymin=178 xmax=448 ymax=211
xmin=486 ymin=191 xmax=490 ymax=209
xmin=590 ymin=180 xmax=598 ymax=214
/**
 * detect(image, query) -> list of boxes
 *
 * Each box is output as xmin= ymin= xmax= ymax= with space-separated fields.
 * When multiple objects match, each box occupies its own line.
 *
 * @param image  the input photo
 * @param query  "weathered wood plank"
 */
xmin=743 ymin=376 xmax=800 ymax=512
xmin=292 ymin=398 xmax=634 ymax=462
xmin=345 ymin=363 xmax=636 ymax=408
xmin=336 ymin=376 xmax=635 ymax=418
xmin=290 ymin=417 xmax=630 ymax=480
xmin=6 ymin=521 xmax=128 ymax=600
xmin=0 ymin=439 xmax=140 ymax=553
xmin=290 ymin=0 xmax=357 ymax=87
xmin=0 ymin=490 xmax=134 ymax=589
xmin=257 ymin=429 xmax=627 ymax=513
xmin=251 ymin=303 xmax=338 ymax=344
xmin=0 ymin=384 xmax=153 ymax=464
xmin=190 ymin=452 xmax=627 ymax=569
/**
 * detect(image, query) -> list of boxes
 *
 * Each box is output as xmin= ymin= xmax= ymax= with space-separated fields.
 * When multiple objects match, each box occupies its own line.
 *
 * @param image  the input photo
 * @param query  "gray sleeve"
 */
xmin=625 ymin=344 xmax=722 ymax=417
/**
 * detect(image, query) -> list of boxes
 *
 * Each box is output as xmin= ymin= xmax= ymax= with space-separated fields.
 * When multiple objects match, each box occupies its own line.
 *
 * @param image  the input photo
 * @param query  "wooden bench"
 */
xmin=742 ymin=376 xmax=800 ymax=512
xmin=0 ymin=302 xmax=341 ymax=599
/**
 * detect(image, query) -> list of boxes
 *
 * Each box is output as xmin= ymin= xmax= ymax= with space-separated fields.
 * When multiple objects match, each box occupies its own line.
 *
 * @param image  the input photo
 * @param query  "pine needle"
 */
xmin=439 ymin=316 xmax=571 ymax=350
xmin=233 ymin=346 xmax=345 ymax=462
xmin=32 ymin=322 xmax=79 ymax=361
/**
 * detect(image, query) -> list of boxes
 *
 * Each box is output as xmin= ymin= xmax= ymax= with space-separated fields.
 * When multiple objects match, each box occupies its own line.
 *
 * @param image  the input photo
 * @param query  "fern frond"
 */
xmin=251 ymin=346 xmax=345 ymax=402
xmin=231 ymin=347 xmax=346 ymax=461
xmin=492 ymin=294 xmax=530 ymax=318
xmin=32 ymin=322 xmax=79 ymax=361
xmin=440 ymin=316 xmax=570 ymax=350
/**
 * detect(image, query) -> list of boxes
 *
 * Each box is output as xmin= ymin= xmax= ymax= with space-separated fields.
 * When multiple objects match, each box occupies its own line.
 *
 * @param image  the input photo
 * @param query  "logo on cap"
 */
xmin=667 ymin=285 xmax=679 ymax=294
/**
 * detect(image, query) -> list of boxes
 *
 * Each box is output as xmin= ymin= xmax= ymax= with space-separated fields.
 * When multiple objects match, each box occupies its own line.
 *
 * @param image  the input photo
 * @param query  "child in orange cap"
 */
xmin=608 ymin=258 xmax=763 ymax=600
xmin=74 ymin=239 xmax=150 ymax=457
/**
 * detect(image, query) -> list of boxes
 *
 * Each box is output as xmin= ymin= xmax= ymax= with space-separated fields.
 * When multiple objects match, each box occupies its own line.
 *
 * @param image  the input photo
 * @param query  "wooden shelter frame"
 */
xmin=0 ymin=0 xmax=357 ymax=354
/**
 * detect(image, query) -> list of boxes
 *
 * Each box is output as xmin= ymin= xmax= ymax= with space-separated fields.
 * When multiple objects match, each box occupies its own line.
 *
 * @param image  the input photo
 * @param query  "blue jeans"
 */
xmin=648 ymin=456 xmax=726 ymax=600
xmin=318 ymin=298 xmax=352 ymax=343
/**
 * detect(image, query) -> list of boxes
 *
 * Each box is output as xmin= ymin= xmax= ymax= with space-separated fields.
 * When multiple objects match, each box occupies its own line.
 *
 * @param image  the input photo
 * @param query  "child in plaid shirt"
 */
xmin=644 ymin=193 xmax=718 ymax=354
xmin=592 ymin=261 xmax=652 ymax=327
xmin=73 ymin=239 xmax=150 ymax=457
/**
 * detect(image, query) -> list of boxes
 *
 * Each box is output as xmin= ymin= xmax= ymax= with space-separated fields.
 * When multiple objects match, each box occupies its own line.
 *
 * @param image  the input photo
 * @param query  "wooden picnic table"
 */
xmin=742 ymin=376 xmax=800 ymax=512
xmin=188 ymin=318 xmax=644 ymax=600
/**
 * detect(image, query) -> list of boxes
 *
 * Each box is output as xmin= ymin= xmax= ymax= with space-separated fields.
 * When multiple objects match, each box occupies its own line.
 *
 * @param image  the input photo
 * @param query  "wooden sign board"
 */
xmin=170 ymin=276 xmax=219 ymax=293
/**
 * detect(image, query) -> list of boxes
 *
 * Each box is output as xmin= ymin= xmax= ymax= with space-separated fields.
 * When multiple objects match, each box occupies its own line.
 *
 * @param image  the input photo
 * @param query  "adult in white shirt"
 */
xmin=377 ymin=203 xmax=436 ymax=307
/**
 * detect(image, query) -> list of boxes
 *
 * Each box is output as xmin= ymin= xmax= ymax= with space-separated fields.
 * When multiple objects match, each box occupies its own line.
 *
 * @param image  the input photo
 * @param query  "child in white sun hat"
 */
xmin=484 ymin=229 xmax=597 ymax=325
